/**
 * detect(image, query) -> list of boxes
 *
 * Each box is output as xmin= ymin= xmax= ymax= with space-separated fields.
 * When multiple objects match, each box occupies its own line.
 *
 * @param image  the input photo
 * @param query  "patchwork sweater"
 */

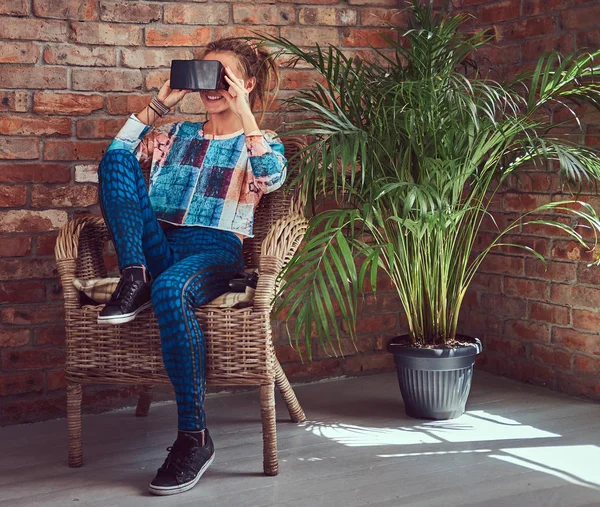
xmin=107 ymin=114 xmax=287 ymax=238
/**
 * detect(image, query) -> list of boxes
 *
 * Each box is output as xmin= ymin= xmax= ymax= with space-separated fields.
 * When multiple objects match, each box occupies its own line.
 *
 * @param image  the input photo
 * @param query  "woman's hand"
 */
xmin=221 ymin=66 xmax=254 ymax=120
xmin=157 ymin=80 xmax=189 ymax=109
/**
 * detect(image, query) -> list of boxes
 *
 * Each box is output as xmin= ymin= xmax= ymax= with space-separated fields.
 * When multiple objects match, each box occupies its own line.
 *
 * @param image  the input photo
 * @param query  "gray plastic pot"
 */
xmin=387 ymin=336 xmax=483 ymax=420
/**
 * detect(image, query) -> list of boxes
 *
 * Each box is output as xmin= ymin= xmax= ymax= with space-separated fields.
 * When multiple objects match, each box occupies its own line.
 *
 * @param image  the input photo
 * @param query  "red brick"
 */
xmin=0 ymin=185 xmax=27 ymax=208
xmin=341 ymin=28 xmax=396 ymax=48
xmin=481 ymin=294 xmax=526 ymax=318
xmin=76 ymin=118 xmax=124 ymax=138
xmin=552 ymin=327 xmax=600 ymax=355
xmin=280 ymin=69 xmax=325 ymax=90
xmin=569 ymin=286 xmax=600 ymax=309
xmin=347 ymin=0 xmax=396 ymax=5
xmin=280 ymin=26 xmax=339 ymax=46
xmin=362 ymin=294 xmax=401 ymax=313
xmin=361 ymin=7 xmax=405 ymax=27
xmin=145 ymin=70 xmax=170 ymax=91
xmin=509 ymin=359 xmax=555 ymax=386
xmin=31 ymin=184 xmax=97 ymax=208
xmin=313 ymin=336 xmax=373 ymax=358
xmin=34 ymin=326 xmax=65 ymax=346
xmin=0 ymin=237 xmax=31 ymax=258
xmin=33 ymin=0 xmax=97 ymax=20
xmin=0 ymin=281 xmax=45 ymax=303
xmin=1 ymin=394 xmax=66 ymax=424
xmin=561 ymin=5 xmax=600 ymax=30
xmin=577 ymin=30 xmax=600 ymax=50
xmin=505 ymin=320 xmax=550 ymax=342
xmin=0 ymin=115 xmax=71 ymax=137
xmin=523 ymin=0 xmax=573 ymax=16
xmin=99 ymin=0 xmax=160 ymax=23
xmin=485 ymin=336 xmax=527 ymax=356
xmin=0 ymin=163 xmax=70 ymax=183
xmin=234 ymin=4 xmax=296 ymax=24
xmin=572 ymin=309 xmax=600 ymax=332
xmin=46 ymin=369 xmax=66 ymax=391
xmin=0 ymin=66 xmax=66 ymax=89
xmin=343 ymin=313 xmax=397 ymax=335
xmin=69 ymin=21 xmax=142 ymax=45
xmin=552 ymin=241 xmax=598 ymax=262
xmin=145 ymin=27 xmax=211 ymax=47
xmin=0 ymin=372 xmax=44 ymax=396
xmin=509 ymin=172 xmax=561 ymax=193
xmin=121 ymin=48 xmax=192 ymax=69
xmin=0 ymin=329 xmax=30 ymax=348
xmin=477 ymin=0 xmax=520 ymax=24
xmin=529 ymin=301 xmax=570 ymax=325
xmin=521 ymin=35 xmax=574 ymax=63
xmin=531 ymin=343 xmax=572 ymax=370
xmin=35 ymin=234 xmax=58 ymax=256
xmin=503 ymin=193 xmax=552 ymax=212
xmin=0 ymin=210 xmax=67 ymax=233
xmin=0 ymin=304 xmax=65 ymax=326
xmin=573 ymin=355 xmax=600 ymax=375
xmin=343 ymin=353 xmax=394 ymax=374
xmin=164 ymin=4 xmax=229 ymax=25
xmin=213 ymin=25 xmax=278 ymax=40
xmin=479 ymin=253 xmax=524 ymax=275
xmin=283 ymin=358 xmax=342 ymax=381
xmin=43 ymin=44 xmax=116 ymax=66
xmin=0 ymin=91 xmax=29 ymax=112
xmin=0 ymin=17 xmax=67 ymax=42
xmin=496 ymin=17 xmax=555 ymax=42
xmin=459 ymin=309 xmax=503 ymax=336
xmin=0 ymin=0 xmax=29 ymax=15
xmin=525 ymin=259 xmax=576 ymax=282
xmin=34 ymin=92 xmax=104 ymax=115
xmin=0 ymin=137 xmax=39 ymax=160
xmin=72 ymin=69 xmax=143 ymax=92
xmin=504 ymin=277 xmax=549 ymax=300
xmin=469 ymin=273 xmax=503 ymax=293
xmin=556 ymin=371 xmax=600 ymax=399
xmin=0 ymin=41 xmax=41 ymax=64
xmin=43 ymin=140 xmax=108 ymax=161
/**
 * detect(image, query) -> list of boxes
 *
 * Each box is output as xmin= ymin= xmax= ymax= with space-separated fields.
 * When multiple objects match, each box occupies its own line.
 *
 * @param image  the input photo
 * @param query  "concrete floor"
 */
xmin=1 ymin=371 xmax=599 ymax=507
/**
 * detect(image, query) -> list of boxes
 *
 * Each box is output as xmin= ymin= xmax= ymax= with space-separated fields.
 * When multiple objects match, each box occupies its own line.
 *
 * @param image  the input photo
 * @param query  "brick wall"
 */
xmin=1 ymin=0 xmax=599 ymax=426
xmin=448 ymin=0 xmax=600 ymax=400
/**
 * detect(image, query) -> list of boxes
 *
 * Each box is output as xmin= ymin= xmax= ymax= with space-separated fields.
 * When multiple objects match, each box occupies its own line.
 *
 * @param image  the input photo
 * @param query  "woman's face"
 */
xmin=200 ymin=51 xmax=248 ymax=114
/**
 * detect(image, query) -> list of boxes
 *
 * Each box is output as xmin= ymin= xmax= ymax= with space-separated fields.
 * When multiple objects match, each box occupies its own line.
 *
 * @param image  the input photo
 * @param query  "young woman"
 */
xmin=96 ymin=38 xmax=285 ymax=495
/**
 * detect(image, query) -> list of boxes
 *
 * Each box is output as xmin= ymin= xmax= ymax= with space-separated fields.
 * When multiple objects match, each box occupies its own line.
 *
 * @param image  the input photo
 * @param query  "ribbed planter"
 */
xmin=387 ymin=336 xmax=482 ymax=420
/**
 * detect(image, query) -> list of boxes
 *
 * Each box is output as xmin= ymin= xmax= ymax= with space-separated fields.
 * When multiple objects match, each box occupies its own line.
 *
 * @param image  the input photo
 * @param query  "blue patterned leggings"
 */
xmin=98 ymin=149 xmax=244 ymax=431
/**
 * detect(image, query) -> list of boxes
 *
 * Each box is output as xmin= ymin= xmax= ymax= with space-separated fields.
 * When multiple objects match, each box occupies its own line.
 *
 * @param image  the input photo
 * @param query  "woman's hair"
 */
xmin=200 ymin=38 xmax=280 ymax=126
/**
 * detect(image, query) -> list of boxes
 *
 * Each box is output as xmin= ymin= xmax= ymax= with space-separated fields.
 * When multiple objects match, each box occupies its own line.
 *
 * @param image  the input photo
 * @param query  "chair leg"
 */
xmin=67 ymin=382 xmax=83 ymax=468
xmin=135 ymin=385 xmax=153 ymax=417
xmin=274 ymin=359 xmax=306 ymax=423
xmin=259 ymin=382 xmax=278 ymax=476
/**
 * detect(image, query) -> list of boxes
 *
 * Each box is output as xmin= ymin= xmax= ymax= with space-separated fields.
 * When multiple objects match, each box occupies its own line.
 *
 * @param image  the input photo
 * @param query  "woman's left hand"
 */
xmin=221 ymin=66 xmax=253 ymax=119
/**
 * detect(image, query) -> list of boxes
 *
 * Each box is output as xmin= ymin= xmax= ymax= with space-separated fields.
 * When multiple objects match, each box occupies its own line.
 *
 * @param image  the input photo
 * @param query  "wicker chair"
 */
xmin=54 ymin=136 xmax=308 ymax=476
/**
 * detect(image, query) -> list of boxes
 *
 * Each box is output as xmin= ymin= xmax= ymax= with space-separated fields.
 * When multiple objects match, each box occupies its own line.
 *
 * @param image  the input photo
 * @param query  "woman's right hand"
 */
xmin=157 ymin=80 xmax=189 ymax=108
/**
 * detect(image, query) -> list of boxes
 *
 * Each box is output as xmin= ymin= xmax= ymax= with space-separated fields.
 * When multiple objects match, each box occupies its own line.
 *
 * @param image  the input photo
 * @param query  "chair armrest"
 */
xmin=254 ymin=197 xmax=308 ymax=312
xmin=55 ymin=215 xmax=109 ymax=310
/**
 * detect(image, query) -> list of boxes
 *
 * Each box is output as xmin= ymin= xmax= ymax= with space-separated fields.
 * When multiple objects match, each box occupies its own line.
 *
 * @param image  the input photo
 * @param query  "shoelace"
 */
xmin=110 ymin=278 xmax=144 ymax=307
xmin=160 ymin=440 xmax=197 ymax=475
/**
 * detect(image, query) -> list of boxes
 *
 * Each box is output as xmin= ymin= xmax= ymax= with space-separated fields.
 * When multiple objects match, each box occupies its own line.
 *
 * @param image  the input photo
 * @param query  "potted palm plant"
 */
xmin=263 ymin=1 xmax=600 ymax=419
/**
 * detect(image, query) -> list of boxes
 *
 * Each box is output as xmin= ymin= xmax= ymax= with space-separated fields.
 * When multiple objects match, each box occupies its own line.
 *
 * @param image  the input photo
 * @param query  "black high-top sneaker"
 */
xmin=148 ymin=429 xmax=215 ymax=496
xmin=97 ymin=265 xmax=152 ymax=325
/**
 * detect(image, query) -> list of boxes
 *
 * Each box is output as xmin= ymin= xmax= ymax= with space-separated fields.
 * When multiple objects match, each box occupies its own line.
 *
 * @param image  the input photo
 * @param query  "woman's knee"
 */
xmin=98 ymin=149 xmax=139 ymax=181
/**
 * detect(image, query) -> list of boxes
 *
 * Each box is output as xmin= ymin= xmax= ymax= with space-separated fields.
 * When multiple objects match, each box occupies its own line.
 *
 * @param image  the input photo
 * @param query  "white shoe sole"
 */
xmin=97 ymin=301 xmax=152 ymax=325
xmin=148 ymin=452 xmax=215 ymax=496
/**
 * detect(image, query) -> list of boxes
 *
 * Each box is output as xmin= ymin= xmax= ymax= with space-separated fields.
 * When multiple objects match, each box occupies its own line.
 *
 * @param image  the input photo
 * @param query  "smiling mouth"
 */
xmin=204 ymin=94 xmax=223 ymax=101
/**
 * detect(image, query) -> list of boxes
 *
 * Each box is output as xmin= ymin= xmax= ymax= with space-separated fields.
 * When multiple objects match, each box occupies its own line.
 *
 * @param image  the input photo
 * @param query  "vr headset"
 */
xmin=170 ymin=60 xmax=227 ymax=90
